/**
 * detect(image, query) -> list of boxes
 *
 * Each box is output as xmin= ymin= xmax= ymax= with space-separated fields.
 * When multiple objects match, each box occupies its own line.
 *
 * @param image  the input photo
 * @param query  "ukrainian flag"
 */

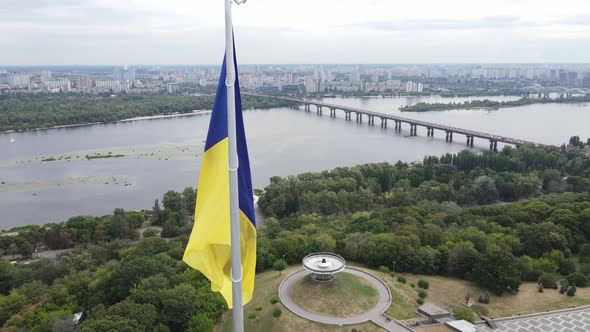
xmin=183 ymin=48 xmax=256 ymax=308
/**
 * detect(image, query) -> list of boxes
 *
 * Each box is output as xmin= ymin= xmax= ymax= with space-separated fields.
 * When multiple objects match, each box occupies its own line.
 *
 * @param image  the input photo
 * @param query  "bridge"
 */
xmin=247 ymin=94 xmax=541 ymax=151
xmin=520 ymin=85 xmax=590 ymax=99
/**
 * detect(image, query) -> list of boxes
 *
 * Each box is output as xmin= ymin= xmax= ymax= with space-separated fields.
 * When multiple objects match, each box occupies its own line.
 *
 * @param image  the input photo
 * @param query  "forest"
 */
xmin=2 ymin=144 xmax=590 ymax=331
xmin=0 ymin=94 xmax=291 ymax=131
xmin=399 ymin=94 xmax=590 ymax=112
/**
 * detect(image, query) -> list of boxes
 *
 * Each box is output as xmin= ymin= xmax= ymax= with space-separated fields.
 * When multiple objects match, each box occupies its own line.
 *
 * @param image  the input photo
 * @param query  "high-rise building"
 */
xmin=127 ymin=67 xmax=136 ymax=83
xmin=113 ymin=67 xmax=123 ymax=81
xmin=77 ymin=76 xmax=93 ymax=92
xmin=405 ymin=81 xmax=423 ymax=93
xmin=40 ymin=70 xmax=51 ymax=84
xmin=350 ymin=66 xmax=360 ymax=84
xmin=286 ymin=72 xmax=294 ymax=85
xmin=372 ymin=72 xmax=379 ymax=83
xmin=8 ymin=73 xmax=31 ymax=88
xmin=304 ymin=77 xmax=319 ymax=93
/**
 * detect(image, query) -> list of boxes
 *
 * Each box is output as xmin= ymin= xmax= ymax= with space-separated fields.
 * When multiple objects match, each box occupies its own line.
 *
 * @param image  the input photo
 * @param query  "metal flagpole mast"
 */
xmin=224 ymin=0 xmax=244 ymax=331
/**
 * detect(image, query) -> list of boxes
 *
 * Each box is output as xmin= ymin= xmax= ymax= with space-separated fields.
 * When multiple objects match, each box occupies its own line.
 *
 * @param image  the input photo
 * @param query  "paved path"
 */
xmin=476 ymin=305 xmax=590 ymax=332
xmin=279 ymin=267 xmax=411 ymax=331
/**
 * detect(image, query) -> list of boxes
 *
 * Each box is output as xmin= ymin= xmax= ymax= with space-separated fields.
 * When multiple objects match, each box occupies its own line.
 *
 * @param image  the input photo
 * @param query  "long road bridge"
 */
xmin=248 ymin=94 xmax=541 ymax=151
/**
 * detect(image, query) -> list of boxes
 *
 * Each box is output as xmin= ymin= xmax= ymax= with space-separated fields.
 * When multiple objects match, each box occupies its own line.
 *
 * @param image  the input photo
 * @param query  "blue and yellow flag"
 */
xmin=183 ymin=48 xmax=256 ymax=308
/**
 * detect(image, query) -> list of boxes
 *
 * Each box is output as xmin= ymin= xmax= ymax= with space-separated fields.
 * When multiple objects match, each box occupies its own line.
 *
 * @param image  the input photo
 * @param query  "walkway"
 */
xmin=279 ymin=267 xmax=412 ymax=331
xmin=475 ymin=305 xmax=590 ymax=332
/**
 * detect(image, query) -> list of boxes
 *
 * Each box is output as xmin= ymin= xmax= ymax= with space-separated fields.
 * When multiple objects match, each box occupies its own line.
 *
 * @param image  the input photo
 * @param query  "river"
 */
xmin=1 ymin=95 xmax=588 ymax=228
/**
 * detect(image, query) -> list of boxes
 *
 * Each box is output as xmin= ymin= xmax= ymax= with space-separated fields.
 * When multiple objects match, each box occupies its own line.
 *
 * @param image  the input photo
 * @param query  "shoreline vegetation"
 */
xmin=399 ymin=95 xmax=590 ymax=112
xmin=0 ymin=94 xmax=291 ymax=132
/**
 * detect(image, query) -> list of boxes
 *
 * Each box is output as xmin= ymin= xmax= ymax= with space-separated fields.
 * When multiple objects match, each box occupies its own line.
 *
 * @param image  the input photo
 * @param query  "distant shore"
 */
xmin=1 ymin=110 xmax=213 ymax=134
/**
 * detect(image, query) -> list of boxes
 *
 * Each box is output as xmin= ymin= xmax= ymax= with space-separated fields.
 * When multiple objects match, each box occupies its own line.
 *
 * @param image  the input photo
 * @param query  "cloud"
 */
xmin=1 ymin=0 xmax=590 ymax=65
xmin=346 ymin=16 xmax=535 ymax=32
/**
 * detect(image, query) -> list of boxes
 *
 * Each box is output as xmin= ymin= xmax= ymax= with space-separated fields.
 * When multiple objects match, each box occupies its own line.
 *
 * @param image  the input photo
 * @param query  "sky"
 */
xmin=1 ymin=0 xmax=590 ymax=65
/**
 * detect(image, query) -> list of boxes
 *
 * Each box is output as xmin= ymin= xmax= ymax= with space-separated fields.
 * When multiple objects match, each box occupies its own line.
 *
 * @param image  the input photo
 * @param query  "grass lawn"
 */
xmin=349 ymin=264 xmax=590 ymax=322
xmin=392 ymin=273 xmax=590 ymax=320
xmin=215 ymin=266 xmax=382 ymax=332
xmin=349 ymin=265 xmax=420 ymax=320
xmin=290 ymin=272 xmax=378 ymax=317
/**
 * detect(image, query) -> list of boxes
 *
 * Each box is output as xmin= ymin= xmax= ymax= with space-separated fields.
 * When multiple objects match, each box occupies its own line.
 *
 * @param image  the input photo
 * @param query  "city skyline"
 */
xmin=2 ymin=0 xmax=590 ymax=65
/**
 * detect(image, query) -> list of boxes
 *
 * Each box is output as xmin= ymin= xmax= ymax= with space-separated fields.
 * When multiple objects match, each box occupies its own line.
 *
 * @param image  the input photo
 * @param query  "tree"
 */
xmin=161 ymin=218 xmax=181 ymax=238
xmin=567 ymin=272 xmax=589 ymax=287
xmin=111 ymin=255 xmax=174 ymax=300
xmin=542 ymin=169 xmax=565 ymax=193
xmin=163 ymin=190 xmax=183 ymax=212
xmin=273 ymin=259 xmax=287 ymax=275
xmin=103 ymin=300 xmax=158 ymax=330
xmin=472 ymin=248 xmax=521 ymax=295
xmin=567 ymin=286 xmax=576 ymax=296
xmin=0 ymin=261 xmax=13 ymax=295
xmin=446 ymin=242 xmax=479 ymax=279
xmin=538 ymin=273 xmax=558 ymax=289
xmin=111 ymin=208 xmax=129 ymax=239
xmin=160 ymin=284 xmax=200 ymax=331
xmin=412 ymin=246 xmax=440 ymax=275
xmin=152 ymin=199 xmax=163 ymax=225
xmin=469 ymin=176 xmax=498 ymax=205
xmin=79 ymin=316 xmax=143 ymax=332
xmin=7 ymin=243 xmax=19 ymax=260
xmin=187 ymin=314 xmax=213 ymax=332
xmin=182 ymin=187 xmax=196 ymax=215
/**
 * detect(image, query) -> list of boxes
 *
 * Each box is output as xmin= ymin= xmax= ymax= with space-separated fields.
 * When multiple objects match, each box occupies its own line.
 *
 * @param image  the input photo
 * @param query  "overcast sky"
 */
xmin=1 ymin=0 xmax=590 ymax=65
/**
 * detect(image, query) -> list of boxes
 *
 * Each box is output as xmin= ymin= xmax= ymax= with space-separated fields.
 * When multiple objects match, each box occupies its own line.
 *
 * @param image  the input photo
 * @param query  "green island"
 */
xmin=400 ymin=94 xmax=590 ymax=112
xmin=0 ymin=94 xmax=291 ymax=132
xmin=2 ymin=144 xmax=590 ymax=331
xmin=85 ymin=153 xmax=125 ymax=160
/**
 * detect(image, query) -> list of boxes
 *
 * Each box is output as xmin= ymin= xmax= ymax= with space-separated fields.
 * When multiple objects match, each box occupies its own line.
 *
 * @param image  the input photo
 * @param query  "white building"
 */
xmin=405 ymin=81 xmax=424 ymax=93
xmin=94 ymin=80 xmax=129 ymax=93
xmin=8 ymin=74 xmax=30 ymax=88
xmin=46 ymin=80 xmax=71 ymax=92
xmin=304 ymin=77 xmax=320 ymax=93
xmin=167 ymin=83 xmax=179 ymax=94
xmin=40 ymin=70 xmax=51 ymax=84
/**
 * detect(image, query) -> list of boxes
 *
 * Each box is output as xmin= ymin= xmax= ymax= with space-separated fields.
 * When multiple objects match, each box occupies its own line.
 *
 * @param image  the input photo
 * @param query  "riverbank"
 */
xmin=1 ymin=110 xmax=213 ymax=134
xmin=0 ymin=94 xmax=291 ymax=132
xmin=400 ymin=95 xmax=590 ymax=112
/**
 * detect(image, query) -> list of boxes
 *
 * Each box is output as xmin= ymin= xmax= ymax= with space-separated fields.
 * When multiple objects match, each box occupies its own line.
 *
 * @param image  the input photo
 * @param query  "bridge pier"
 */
xmin=410 ymin=124 xmax=418 ymax=136
xmin=445 ymin=131 xmax=453 ymax=142
xmin=304 ymin=104 xmax=310 ymax=112
xmin=466 ymin=136 xmax=474 ymax=147
xmin=380 ymin=118 xmax=387 ymax=128
xmin=345 ymin=111 xmax=351 ymax=121
xmin=368 ymin=115 xmax=375 ymax=126
xmin=356 ymin=113 xmax=363 ymax=123
xmin=316 ymin=105 xmax=322 ymax=115
xmin=330 ymin=108 xmax=336 ymax=117
xmin=489 ymin=140 xmax=498 ymax=152
xmin=394 ymin=121 xmax=401 ymax=132
xmin=426 ymin=127 xmax=434 ymax=137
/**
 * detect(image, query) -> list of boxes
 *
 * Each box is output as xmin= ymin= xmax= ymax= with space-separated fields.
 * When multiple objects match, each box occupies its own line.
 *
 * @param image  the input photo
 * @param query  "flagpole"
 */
xmin=224 ymin=0 xmax=244 ymax=331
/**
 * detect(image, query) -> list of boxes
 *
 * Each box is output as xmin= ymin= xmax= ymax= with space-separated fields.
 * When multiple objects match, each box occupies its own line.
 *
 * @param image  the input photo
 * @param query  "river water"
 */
xmin=1 ymin=95 xmax=588 ymax=228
